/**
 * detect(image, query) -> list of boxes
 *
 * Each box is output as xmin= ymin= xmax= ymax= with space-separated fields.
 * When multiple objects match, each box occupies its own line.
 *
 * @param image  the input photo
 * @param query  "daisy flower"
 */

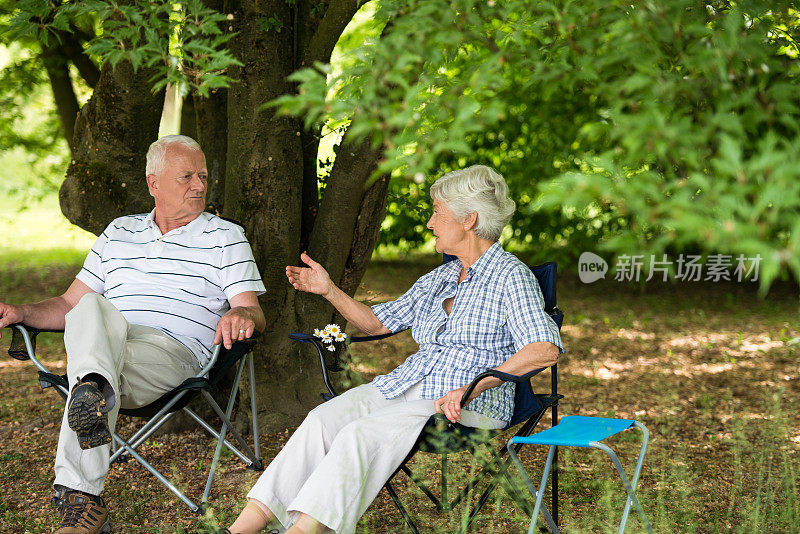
xmin=327 ymin=345 xmax=336 ymax=352
xmin=334 ymin=331 xmax=346 ymax=342
xmin=325 ymin=324 xmax=342 ymax=336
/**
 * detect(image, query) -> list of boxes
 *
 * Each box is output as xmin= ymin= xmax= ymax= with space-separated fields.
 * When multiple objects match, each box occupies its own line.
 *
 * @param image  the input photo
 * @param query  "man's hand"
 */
xmin=213 ymin=291 xmax=265 ymax=350
xmin=286 ymin=252 xmax=333 ymax=296
xmin=0 ymin=302 xmax=25 ymax=339
xmin=214 ymin=306 xmax=258 ymax=349
xmin=435 ymin=384 xmax=480 ymax=424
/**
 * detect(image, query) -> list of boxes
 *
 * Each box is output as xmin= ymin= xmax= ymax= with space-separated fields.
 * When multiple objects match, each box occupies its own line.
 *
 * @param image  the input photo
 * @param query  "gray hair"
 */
xmin=145 ymin=135 xmax=203 ymax=176
xmin=429 ymin=165 xmax=516 ymax=241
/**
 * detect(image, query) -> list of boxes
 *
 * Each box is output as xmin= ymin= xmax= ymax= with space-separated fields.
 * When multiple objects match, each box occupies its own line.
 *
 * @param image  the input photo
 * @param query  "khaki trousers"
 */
xmin=247 ymin=381 xmax=505 ymax=534
xmin=53 ymin=293 xmax=200 ymax=495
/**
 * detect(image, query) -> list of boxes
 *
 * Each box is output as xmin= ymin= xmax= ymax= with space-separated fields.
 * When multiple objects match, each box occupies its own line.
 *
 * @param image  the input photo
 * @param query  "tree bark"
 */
xmin=180 ymin=91 xmax=197 ymax=140
xmin=299 ymin=129 xmax=319 ymax=252
xmin=59 ymin=61 xmax=165 ymax=235
xmin=300 ymin=0 xmax=367 ymax=67
xmin=224 ymin=0 xmax=320 ymax=428
xmin=192 ymin=89 xmax=228 ymax=215
xmin=339 ymin=174 xmax=390 ymax=297
xmin=307 ymin=134 xmax=382 ymax=283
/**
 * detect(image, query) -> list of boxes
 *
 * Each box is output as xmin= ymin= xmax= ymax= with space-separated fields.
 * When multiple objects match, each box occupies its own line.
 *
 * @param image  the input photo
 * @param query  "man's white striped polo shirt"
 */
xmin=76 ymin=210 xmax=266 ymax=366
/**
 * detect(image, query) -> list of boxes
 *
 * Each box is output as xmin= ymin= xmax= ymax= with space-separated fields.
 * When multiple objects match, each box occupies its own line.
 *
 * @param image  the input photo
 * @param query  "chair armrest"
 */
xmin=288 ymin=329 xmax=405 ymax=399
xmin=459 ymin=367 xmax=549 ymax=407
xmin=289 ymin=333 xmax=339 ymax=397
xmin=236 ymin=330 xmax=261 ymax=345
xmin=349 ymin=331 xmax=402 ymax=342
xmin=288 ymin=329 xmax=408 ymax=399
xmin=7 ymin=324 xmax=65 ymax=361
xmin=290 ymin=331 xmax=402 ymax=344
xmin=5 ymin=323 xmax=65 ymax=334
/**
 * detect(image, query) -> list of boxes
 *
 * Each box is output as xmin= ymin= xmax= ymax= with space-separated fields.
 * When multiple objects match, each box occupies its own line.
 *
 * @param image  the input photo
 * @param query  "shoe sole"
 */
xmin=67 ymin=385 xmax=111 ymax=449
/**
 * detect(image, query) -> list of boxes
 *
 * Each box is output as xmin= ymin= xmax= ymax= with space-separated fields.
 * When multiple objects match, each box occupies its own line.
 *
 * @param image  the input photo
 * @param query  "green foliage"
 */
xmin=276 ymin=0 xmax=800 ymax=290
xmin=0 ymin=51 xmax=60 ymax=152
xmin=0 ymin=2 xmax=69 ymax=161
xmin=6 ymin=0 xmax=241 ymax=96
xmin=0 ymin=41 xmax=70 ymax=204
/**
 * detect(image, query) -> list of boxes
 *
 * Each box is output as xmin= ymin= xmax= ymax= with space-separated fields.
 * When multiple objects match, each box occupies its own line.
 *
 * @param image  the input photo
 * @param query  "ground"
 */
xmin=0 ymin=256 xmax=798 ymax=533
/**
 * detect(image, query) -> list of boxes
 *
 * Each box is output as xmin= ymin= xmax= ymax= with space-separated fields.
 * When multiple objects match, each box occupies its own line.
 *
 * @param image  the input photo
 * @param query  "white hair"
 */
xmin=145 ymin=135 xmax=203 ymax=176
xmin=429 ymin=165 xmax=516 ymax=241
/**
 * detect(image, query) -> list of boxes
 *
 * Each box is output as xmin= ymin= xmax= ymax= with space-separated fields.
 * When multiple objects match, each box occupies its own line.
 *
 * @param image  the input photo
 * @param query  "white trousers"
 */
xmin=53 ymin=293 xmax=200 ymax=495
xmin=247 ymin=381 xmax=505 ymax=534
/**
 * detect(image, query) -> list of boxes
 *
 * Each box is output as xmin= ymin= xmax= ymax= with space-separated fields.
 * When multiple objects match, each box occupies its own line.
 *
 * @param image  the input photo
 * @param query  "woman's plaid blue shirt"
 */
xmin=371 ymin=242 xmax=563 ymax=423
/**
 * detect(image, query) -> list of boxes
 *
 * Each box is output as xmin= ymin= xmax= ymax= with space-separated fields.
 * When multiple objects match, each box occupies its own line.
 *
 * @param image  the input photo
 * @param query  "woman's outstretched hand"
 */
xmin=286 ymin=252 xmax=333 ymax=296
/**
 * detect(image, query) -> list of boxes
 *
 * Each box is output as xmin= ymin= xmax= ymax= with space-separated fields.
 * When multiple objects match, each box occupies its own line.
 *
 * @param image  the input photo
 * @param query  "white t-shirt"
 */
xmin=76 ymin=210 xmax=266 ymax=366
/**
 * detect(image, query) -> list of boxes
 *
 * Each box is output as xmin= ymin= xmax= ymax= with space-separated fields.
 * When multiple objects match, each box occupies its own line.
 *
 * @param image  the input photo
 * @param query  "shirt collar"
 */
xmin=443 ymin=241 xmax=504 ymax=283
xmin=466 ymin=241 xmax=504 ymax=280
xmin=146 ymin=209 xmax=210 ymax=237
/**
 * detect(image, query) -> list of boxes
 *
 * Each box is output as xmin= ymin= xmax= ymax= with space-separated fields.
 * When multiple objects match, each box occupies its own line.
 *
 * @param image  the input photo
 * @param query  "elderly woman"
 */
xmin=225 ymin=165 xmax=563 ymax=534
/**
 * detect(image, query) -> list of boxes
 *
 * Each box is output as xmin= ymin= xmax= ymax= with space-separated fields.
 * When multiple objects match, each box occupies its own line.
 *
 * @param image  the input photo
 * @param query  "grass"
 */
xmin=0 ymin=194 xmax=94 ymax=267
xmin=0 ymin=206 xmax=799 ymax=532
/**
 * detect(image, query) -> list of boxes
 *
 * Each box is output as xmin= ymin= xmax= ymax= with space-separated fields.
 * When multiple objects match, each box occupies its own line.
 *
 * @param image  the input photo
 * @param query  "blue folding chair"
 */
xmin=508 ymin=416 xmax=654 ymax=534
xmin=291 ymin=258 xmax=565 ymax=533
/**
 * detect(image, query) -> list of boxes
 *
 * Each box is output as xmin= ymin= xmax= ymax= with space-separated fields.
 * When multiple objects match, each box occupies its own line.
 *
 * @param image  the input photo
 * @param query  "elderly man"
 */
xmin=0 ymin=135 xmax=266 ymax=534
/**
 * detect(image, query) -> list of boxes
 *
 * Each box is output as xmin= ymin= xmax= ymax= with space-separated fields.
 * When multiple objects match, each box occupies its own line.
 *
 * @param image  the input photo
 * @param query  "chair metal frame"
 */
xmin=289 ymin=260 xmax=565 ymax=533
xmin=8 ymin=324 xmax=263 ymax=514
xmin=508 ymin=416 xmax=654 ymax=534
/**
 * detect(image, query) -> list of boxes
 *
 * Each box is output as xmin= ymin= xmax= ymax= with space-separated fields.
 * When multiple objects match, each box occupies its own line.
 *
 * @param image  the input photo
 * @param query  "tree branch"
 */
xmin=300 ymin=0 xmax=368 ymax=67
xmin=40 ymin=44 xmax=80 ymax=153
xmin=338 ymin=173 xmax=390 ymax=296
xmin=307 ymin=130 xmax=381 ymax=285
xmin=55 ymin=29 xmax=101 ymax=88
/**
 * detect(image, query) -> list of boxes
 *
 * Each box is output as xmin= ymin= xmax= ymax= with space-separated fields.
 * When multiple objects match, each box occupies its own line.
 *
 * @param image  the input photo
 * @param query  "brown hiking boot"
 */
xmin=54 ymin=490 xmax=111 ymax=534
xmin=67 ymin=381 xmax=111 ymax=449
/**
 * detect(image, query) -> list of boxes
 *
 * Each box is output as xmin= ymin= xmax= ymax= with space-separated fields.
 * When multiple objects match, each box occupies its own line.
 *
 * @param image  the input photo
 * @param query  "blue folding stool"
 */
xmin=508 ymin=416 xmax=654 ymax=534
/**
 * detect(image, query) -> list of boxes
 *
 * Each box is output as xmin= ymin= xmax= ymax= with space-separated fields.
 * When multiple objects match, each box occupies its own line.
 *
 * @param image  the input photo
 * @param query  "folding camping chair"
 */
xmin=7 ymin=323 xmax=263 ymax=514
xmin=508 ymin=416 xmax=654 ymax=534
xmin=290 ymin=259 xmax=565 ymax=533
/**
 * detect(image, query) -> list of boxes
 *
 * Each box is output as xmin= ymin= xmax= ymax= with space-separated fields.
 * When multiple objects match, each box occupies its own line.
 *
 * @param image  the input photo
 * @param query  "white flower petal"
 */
xmin=325 ymin=323 xmax=342 ymax=335
xmin=327 ymin=345 xmax=336 ymax=352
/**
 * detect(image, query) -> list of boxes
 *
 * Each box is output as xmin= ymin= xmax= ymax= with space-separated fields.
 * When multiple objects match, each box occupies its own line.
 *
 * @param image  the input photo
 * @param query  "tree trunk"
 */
xmin=224 ymin=0 xmax=320 ymax=429
xmin=59 ymin=61 xmax=164 ymax=235
xmin=299 ymin=129 xmax=319 ymax=252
